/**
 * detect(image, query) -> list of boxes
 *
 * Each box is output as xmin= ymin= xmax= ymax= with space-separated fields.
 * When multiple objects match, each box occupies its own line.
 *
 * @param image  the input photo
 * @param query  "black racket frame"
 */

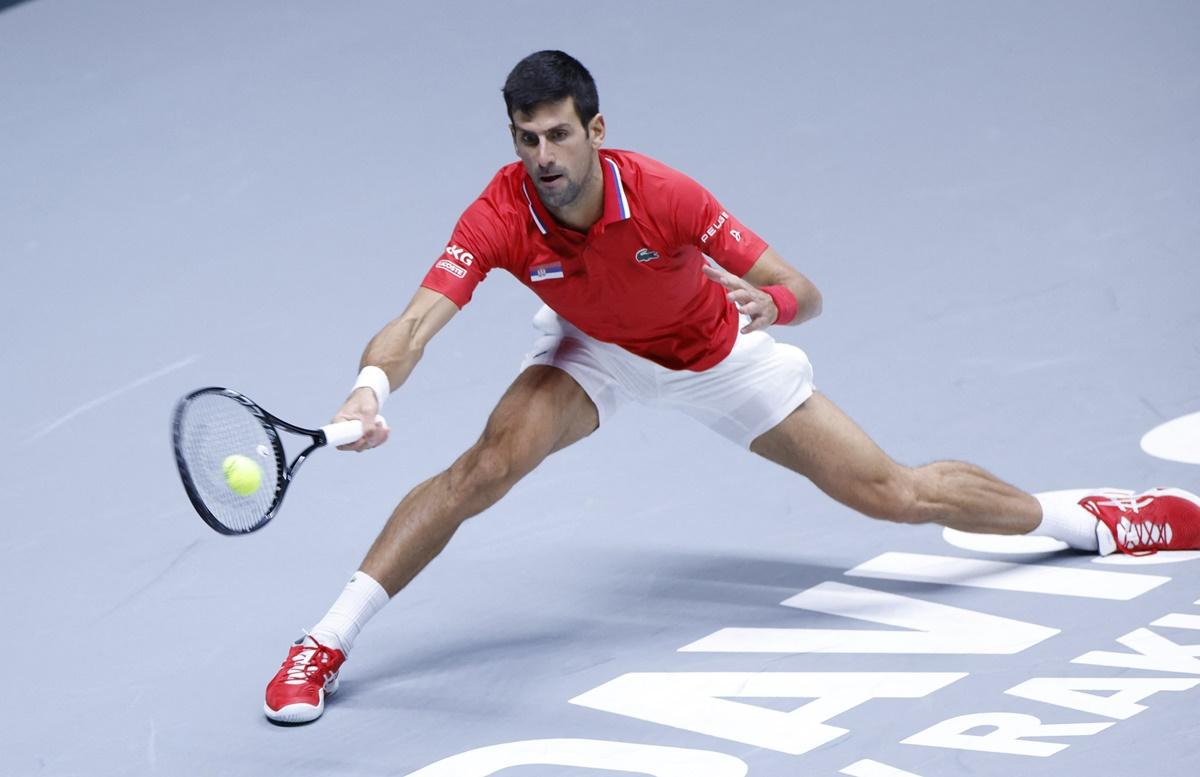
xmin=172 ymin=387 xmax=329 ymax=535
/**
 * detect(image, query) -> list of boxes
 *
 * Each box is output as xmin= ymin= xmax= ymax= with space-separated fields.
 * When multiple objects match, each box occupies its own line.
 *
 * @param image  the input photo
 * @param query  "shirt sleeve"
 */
xmin=420 ymin=194 xmax=509 ymax=308
xmin=667 ymin=170 xmax=768 ymax=277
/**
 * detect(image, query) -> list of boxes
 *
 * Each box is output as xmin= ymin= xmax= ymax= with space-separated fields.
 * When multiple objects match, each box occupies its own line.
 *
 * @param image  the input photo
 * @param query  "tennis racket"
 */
xmin=172 ymin=387 xmax=385 ymax=536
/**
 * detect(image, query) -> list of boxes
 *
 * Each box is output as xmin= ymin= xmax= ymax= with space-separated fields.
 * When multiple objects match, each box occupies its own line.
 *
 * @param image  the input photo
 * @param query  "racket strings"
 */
xmin=176 ymin=393 xmax=282 ymax=533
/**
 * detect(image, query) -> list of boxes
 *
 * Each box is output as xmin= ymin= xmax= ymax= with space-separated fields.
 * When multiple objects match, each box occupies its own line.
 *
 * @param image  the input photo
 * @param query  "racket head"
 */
xmin=172 ymin=387 xmax=288 ymax=535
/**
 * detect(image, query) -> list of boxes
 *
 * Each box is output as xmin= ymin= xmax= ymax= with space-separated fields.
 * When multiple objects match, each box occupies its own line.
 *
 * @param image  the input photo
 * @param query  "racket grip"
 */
xmin=322 ymin=416 xmax=388 ymax=447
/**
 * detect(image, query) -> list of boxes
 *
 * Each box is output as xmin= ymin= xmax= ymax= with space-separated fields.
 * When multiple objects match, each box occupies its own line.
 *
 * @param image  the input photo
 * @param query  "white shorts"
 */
xmin=519 ymin=305 xmax=815 ymax=448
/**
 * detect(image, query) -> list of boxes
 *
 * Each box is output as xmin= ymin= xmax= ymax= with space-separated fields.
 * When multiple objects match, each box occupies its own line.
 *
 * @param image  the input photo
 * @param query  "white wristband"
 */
xmin=351 ymin=366 xmax=390 ymax=409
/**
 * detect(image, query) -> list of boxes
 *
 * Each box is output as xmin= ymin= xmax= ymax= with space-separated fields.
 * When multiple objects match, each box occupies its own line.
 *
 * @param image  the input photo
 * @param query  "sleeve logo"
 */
xmin=444 ymin=244 xmax=475 ymax=266
xmin=435 ymin=258 xmax=467 ymax=278
xmin=699 ymin=211 xmax=730 ymax=244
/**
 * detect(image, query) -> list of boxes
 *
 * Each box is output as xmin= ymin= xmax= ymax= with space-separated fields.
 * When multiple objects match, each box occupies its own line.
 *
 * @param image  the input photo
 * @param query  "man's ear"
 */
xmin=588 ymin=113 xmax=606 ymax=149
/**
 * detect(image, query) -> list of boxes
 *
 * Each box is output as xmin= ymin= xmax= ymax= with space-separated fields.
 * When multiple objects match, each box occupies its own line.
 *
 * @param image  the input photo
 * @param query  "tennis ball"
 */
xmin=223 ymin=454 xmax=262 ymax=496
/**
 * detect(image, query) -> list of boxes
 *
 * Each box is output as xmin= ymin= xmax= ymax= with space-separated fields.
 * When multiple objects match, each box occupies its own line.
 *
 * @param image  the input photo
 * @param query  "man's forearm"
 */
xmin=361 ymin=316 xmax=427 ymax=394
xmin=357 ymin=287 xmax=461 ymax=399
xmin=777 ymin=274 xmax=822 ymax=326
xmin=740 ymin=247 xmax=823 ymax=327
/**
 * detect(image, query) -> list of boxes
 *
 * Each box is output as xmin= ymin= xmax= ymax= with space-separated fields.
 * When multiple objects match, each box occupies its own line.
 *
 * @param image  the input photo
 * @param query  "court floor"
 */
xmin=2 ymin=1 xmax=1198 ymax=775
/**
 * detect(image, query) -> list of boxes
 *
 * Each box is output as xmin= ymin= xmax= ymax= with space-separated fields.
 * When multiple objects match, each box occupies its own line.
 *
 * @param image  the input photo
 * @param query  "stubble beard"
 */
xmin=536 ymin=157 xmax=597 ymax=210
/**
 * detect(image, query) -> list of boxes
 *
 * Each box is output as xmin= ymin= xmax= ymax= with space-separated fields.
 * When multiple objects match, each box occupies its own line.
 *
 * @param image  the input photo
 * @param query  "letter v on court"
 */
xmin=681 ymin=581 xmax=1058 ymax=654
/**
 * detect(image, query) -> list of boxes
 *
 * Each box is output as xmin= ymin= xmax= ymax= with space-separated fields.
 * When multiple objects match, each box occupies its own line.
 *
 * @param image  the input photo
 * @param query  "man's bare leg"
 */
xmin=265 ymin=365 xmax=598 ymax=723
xmin=361 ymin=364 xmax=599 ymax=595
xmin=750 ymin=391 xmax=1041 ymax=534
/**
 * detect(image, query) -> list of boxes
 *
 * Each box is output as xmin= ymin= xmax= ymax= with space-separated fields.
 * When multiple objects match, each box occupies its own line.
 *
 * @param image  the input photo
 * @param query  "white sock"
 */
xmin=309 ymin=570 xmax=390 ymax=655
xmin=1031 ymin=490 xmax=1102 ymax=552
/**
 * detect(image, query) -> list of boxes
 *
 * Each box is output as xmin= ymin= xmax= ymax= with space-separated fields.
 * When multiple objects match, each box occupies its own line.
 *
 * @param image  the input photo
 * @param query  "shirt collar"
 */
xmin=598 ymin=152 xmax=632 ymax=227
xmin=520 ymin=152 xmax=633 ymax=236
xmin=520 ymin=178 xmax=550 ymax=235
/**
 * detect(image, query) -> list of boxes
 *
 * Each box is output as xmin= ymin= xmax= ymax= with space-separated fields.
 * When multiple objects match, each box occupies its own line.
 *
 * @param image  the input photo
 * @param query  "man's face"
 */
xmin=510 ymin=97 xmax=604 ymax=210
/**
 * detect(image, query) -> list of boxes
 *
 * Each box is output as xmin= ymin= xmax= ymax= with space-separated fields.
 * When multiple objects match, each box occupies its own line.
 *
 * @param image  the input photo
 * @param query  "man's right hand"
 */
xmin=332 ymin=387 xmax=390 ymax=452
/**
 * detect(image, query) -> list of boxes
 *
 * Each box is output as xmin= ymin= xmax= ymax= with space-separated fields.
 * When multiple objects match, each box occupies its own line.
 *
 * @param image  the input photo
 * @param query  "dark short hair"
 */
xmin=503 ymin=50 xmax=599 ymax=128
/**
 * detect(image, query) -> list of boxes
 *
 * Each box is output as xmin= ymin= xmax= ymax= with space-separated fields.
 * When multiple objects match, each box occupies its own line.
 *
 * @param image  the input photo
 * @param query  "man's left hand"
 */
xmin=702 ymin=263 xmax=777 ymax=334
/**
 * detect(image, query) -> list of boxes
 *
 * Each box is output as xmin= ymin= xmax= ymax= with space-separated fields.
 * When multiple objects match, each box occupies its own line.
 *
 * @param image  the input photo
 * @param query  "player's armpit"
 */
xmin=740 ymin=247 xmax=823 ymax=325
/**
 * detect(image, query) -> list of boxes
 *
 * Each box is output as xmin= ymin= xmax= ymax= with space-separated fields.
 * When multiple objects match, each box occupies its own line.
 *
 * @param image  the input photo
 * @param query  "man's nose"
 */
xmin=535 ymin=139 xmax=555 ymax=168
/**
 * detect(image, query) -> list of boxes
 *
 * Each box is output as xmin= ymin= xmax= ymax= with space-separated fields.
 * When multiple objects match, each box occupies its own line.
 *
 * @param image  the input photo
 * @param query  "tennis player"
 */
xmin=264 ymin=50 xmax=1200 ymax=723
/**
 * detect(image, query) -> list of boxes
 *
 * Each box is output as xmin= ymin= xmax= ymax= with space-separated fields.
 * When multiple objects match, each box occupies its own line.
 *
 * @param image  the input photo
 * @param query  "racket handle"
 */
xmin=321 ymin=415 xmax=388 ymax=447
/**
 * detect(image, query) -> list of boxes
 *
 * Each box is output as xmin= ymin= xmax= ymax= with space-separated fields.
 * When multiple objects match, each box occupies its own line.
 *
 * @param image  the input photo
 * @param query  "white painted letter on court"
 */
xmin=398 ymin=738 xmax=748 ymax=777
xmin=1073 ymin=628 xmax=1200 ymax=675
xmin=682 ymin=581 xmax=1058 ymax=654
xmin=571 ymin=672 xmax=965 ymax=755
xmin=903 ymin=712 xmax=1112 ymax=757
xmin=1006 ymin=677 xmax=1199 ymax=720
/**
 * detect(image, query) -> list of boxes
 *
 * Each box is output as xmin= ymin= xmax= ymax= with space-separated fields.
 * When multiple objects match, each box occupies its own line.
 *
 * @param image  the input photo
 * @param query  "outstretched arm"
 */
xmin=334 ymin=287 xmax=460 ymax=451
xmin=703 ymin=246 xmax=822 ymax=333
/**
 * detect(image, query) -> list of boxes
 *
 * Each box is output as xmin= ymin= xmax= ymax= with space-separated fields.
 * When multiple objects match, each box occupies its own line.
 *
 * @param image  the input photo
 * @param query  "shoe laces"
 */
xmin=1114 ymin=516 xmax=1173 ymax=555
xmin=283 ymin=635 xmax=338 ymax=686
xmin=1095 ymin=491 xmax=1173 ymax=555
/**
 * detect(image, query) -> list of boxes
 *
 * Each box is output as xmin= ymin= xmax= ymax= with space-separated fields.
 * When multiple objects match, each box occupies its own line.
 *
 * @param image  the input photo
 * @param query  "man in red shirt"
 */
xmin=264 ymin=50 xmax=1200 ymax=724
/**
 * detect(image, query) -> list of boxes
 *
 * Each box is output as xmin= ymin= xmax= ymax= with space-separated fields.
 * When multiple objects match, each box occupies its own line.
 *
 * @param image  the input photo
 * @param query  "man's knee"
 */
xmin=448 ymin=432 xmax=537 ymax=503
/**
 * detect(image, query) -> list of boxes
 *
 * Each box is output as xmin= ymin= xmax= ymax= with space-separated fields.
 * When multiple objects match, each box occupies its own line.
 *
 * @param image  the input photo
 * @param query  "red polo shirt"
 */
xmin=421 ymin=149 xmax=768 ymax=371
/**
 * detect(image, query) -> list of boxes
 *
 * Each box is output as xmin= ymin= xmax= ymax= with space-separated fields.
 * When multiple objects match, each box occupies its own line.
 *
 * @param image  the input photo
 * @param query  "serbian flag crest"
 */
xmin=530 ymin=262 xmax=564 ymax=282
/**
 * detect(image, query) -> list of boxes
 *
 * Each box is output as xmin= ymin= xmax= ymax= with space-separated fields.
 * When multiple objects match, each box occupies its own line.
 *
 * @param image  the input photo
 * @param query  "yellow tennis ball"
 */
xmin=223 ymin=454 xmax=262 ymax=496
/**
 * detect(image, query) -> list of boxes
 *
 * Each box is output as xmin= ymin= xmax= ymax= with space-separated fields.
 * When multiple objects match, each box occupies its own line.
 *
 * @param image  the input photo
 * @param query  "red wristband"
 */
xmin=761 ymin=285 xmax=798 ymax=325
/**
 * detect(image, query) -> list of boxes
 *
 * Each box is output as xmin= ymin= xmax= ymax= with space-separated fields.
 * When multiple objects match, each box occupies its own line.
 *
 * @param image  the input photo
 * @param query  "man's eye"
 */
xmin=550 ymin=130 xmax=568 ymax=141
xmin=521 ymin=134 xmax=537 ymax=145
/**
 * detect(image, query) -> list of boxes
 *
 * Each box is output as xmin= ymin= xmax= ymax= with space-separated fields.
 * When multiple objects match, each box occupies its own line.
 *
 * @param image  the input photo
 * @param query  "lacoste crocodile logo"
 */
xmin=635 ymin=248 xmax=660 ymax=263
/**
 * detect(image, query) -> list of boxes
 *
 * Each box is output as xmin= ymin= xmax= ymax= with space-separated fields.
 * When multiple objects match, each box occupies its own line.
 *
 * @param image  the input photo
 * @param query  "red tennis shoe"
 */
xmin=1080 ymin=488 xmax=1200 ymax=556
xmin=264 ymin=636 xmax=346 ymax=724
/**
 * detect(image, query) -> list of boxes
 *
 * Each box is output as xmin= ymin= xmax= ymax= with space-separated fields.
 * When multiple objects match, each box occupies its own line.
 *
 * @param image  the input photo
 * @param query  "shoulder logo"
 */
xmin=444 ymin=244 xmax=474 ymax=266
xmin=635 ymin=248 xmax=660 ymax=263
